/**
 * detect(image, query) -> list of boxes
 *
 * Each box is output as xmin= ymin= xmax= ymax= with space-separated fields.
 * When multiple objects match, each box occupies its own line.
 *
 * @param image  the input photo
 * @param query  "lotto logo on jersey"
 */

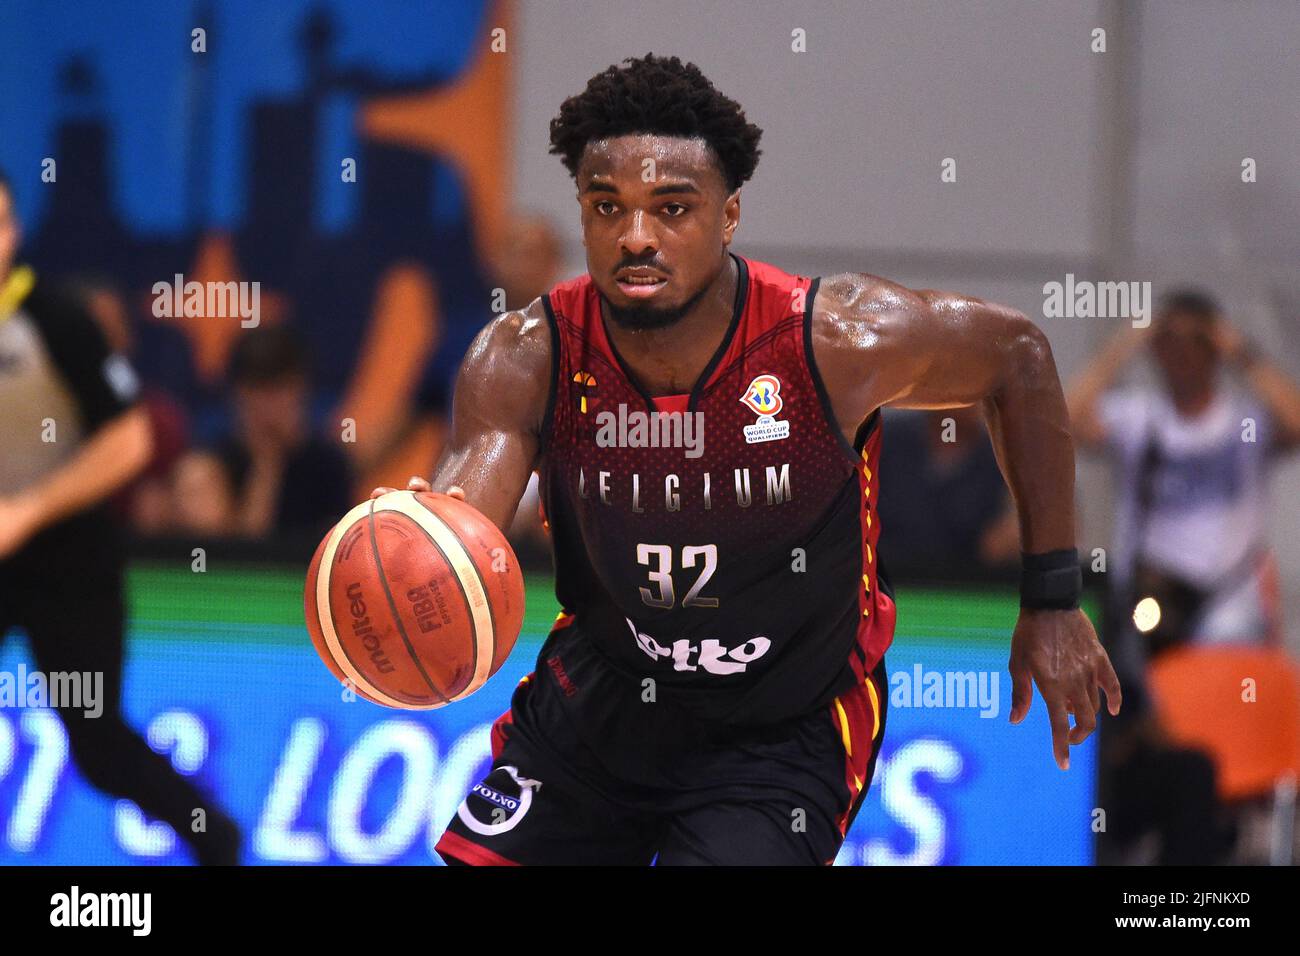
xmin=740 ymin=373 xmax=791 ymax=444
xmin=626 ymin=617 xmax=773 ymax=675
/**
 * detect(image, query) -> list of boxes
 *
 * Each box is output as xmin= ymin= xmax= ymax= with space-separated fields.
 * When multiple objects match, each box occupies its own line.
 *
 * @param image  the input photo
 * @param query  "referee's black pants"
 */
xmin=0 ymin=507 xmax=240 ymax=864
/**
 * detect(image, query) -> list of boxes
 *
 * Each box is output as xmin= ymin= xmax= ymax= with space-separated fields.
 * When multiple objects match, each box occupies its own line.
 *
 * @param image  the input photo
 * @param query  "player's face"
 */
xmin=0 ymin=186 xmax=20 ymax=281
xmin=576 ymin=134 xmax=739 ymax=330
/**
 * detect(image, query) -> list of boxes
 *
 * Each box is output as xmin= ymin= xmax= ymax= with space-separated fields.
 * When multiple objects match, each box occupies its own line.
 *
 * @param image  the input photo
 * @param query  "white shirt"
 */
xmin=1100 ymin=384 xmax=1274 ymax=589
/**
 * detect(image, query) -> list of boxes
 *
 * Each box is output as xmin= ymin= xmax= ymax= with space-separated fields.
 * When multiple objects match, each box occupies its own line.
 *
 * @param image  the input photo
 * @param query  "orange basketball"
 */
xmin=304 ymin=490 xmax=525 ymax=709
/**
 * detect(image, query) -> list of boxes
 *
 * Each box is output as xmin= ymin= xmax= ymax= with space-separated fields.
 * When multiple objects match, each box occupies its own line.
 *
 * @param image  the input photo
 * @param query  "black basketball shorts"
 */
xmin=435 ymin=619 xmax=888 ymax=866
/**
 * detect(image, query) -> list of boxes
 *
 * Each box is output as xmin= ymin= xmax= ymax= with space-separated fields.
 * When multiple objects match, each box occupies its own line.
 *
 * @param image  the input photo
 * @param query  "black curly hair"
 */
xmin=549 ymin=54 xmax=762 ymax=193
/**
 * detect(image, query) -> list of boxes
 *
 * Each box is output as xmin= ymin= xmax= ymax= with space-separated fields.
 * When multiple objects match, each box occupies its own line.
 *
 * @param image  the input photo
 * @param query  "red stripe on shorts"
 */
xmin=436 ymin=829 xmax=522 ymax=867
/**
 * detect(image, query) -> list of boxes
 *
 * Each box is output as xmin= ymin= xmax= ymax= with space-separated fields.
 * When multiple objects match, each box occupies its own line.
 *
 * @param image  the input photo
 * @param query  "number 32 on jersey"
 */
xmin=636 ymin=543 xmax=719 ymax=609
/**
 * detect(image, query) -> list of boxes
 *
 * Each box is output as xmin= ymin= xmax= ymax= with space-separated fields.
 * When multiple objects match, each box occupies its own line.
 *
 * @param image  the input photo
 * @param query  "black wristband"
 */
xmin=1020 ymin=548 xmax=1082 ymax=610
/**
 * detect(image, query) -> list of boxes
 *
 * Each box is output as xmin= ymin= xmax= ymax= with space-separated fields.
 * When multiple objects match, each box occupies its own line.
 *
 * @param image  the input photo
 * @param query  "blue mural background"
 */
xmin=0 ymin=0 xmax=497 ymax=432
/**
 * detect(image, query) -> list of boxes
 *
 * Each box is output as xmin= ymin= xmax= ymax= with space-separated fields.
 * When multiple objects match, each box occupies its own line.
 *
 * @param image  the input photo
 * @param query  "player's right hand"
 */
xmin=1008 ymin=606 xmax=1122 ymax=771
xmin=369 ymin=477 xmax=465 ymax=500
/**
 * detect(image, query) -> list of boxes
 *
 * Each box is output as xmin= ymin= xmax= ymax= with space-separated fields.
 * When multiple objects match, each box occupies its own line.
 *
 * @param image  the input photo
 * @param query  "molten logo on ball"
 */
xmin=304 ymin=491 xmax=526 ymax=710
xmin=347 ymin=582 xmax=395 ymax=674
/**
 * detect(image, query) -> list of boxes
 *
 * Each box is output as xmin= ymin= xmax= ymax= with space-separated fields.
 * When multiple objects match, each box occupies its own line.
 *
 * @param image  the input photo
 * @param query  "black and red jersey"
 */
xmin=536 ymin=252 xmax=896 ymax=727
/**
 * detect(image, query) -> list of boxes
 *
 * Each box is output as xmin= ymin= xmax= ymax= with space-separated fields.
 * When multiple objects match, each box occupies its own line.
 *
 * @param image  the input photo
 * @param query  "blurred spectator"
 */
xmin=329 ymin=214 xmax=564 ymax=503
xmin=1070 ymin=288 xmax=1300 ymax=865
xmin=170 ymin=450 xmax=237 ymax=535
xmin=67 ymin=273 xmax=192 ymax=534
xmin=876 ymin=406 xmax=1019 ymax=574
xmin=173 ymin=325 xmax=352 ymax=539
xmin=489 ymin=211 xmax=565 ymax=313
xmin=1069 ymin=290 xmax=1300 ymax=651
xmin=413 ymin=210 xmax=564 ymax=419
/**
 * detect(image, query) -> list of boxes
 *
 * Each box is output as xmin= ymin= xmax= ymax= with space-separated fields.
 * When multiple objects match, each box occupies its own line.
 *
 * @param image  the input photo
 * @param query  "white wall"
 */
xmin=510 ymin=0 xmax=1300 ymax=643
xmin=514 ymin=0 xmax=1106 ymax=266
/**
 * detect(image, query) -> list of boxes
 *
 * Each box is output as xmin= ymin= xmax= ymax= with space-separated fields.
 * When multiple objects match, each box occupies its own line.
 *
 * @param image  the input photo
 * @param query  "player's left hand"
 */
xmin=0 ymin=495 xmax=44 ymax=560
xmin=1007 ymin=607 xmax=1122 ymax=770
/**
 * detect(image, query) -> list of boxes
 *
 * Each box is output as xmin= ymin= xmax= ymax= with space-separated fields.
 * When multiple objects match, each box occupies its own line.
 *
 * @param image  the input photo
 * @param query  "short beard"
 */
xmin=599 ymin=280 xmax=711 ymax=332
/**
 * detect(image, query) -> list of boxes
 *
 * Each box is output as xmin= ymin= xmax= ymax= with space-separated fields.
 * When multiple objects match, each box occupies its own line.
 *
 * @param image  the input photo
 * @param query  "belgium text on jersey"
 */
xmin=0 ymin=664 xmax=103 ymax=718
xmin=577 ymin=463 xmax=792 ymax=511
xmin=594 ymin=402 xmax=705 ymax=458
xmin=49 ymin=886 xmax=152 ymax=936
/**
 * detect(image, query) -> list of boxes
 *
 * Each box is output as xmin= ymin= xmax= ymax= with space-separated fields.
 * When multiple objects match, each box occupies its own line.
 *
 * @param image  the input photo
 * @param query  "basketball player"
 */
xmin=375 ymin=55 xmax=1121 ymax=865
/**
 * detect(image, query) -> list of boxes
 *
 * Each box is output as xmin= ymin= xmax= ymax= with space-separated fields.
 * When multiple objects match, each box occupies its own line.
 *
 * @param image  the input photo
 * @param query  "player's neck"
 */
xmin=601 ymin=254 xmax=738 ymax=396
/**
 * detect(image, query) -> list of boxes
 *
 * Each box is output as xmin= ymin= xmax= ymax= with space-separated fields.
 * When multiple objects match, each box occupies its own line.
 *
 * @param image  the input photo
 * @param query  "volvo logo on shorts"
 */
xmin=455 ymin=765 xmax=541 ymax=836
xmin=471 ymin=782 xmax=519 ymax=812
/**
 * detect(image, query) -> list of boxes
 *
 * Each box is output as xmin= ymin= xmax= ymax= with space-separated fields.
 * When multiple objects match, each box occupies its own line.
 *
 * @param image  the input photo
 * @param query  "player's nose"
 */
xmin=619 ymin=209 xmax=658 ymax=256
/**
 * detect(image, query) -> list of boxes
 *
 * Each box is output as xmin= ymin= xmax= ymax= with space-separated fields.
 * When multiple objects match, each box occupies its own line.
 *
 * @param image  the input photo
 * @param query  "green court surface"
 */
xmin=125 ymin=562 xmax=1096 ymax=649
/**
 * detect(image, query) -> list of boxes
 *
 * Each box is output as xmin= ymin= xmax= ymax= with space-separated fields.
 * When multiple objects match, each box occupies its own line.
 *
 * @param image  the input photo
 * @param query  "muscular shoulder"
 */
xmin=811 ymin=272 xmax=929 ymax=356
xmin=812 ymin=272 xmax=1011 ymax=354
xmin=472 ymin=297 xmax=552 ymax=372
xmin=809 ymin=273 xmax=1036 ymax=416
xmin=457 ymin=297 xmax=554 ymax=434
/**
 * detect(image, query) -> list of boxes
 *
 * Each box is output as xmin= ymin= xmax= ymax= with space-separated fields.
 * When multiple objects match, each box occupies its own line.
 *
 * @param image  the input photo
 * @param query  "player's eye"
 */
xmin=663 ymin=203 xmax=688 ymax=217
xmin=594 ymin=200 xmax=617 ymax=216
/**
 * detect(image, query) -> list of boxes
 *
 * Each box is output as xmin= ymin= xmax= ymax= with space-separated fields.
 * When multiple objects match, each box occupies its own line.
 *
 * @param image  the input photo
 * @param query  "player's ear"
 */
xmin=722 ymin=189 xmax=740 ymax=242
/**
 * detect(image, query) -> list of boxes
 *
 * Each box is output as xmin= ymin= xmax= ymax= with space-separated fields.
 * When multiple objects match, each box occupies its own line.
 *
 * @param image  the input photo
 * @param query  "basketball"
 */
xmin=304 ymin=490 xmax=525 ymax=709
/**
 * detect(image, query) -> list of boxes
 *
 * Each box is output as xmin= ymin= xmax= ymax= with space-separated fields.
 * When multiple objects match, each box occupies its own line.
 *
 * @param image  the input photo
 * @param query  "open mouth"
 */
xmin=615 ymin=272 xmax=668 ymax=298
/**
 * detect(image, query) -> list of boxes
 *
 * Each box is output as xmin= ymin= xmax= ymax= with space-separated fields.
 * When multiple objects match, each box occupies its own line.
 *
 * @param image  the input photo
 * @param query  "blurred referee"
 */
xmin=0 ymin=171 xmax=240 ymax=864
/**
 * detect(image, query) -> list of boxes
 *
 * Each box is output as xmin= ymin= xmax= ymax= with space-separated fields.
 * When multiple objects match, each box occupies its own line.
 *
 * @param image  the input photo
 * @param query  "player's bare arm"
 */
xmin=811 ymin=273 xmax=1122 ymax=769
xmin=371 ymin=298 xmax=552 ymax=533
